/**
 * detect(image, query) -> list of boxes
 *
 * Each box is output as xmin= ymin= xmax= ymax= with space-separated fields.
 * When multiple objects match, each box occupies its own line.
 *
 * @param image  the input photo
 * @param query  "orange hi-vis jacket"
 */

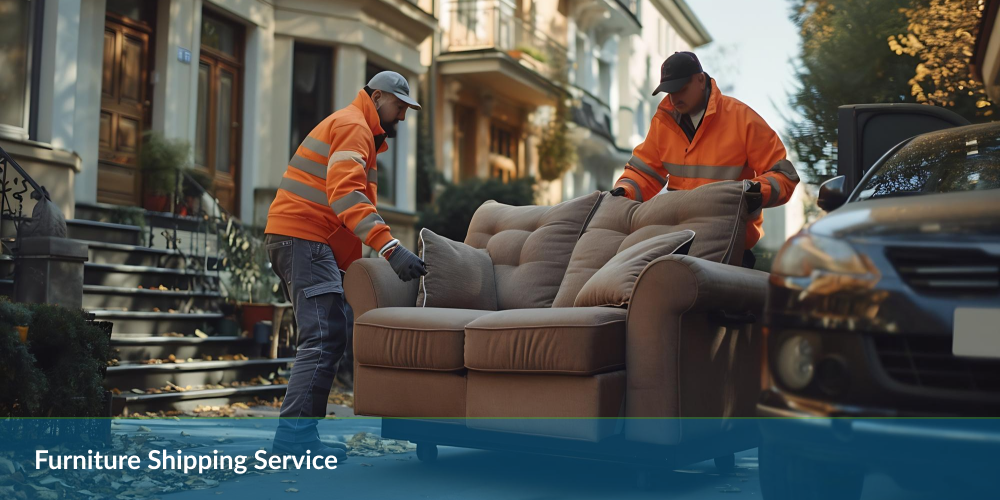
xmin=265 ymin=90 xmax=392 ymax=270
xmin=613 ymin=78 xmax=800 ymax=249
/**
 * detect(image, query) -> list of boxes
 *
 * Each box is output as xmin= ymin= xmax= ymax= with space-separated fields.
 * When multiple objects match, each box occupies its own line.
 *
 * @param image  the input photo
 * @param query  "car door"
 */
xmin=837 ymin=104 xmax=970 ymax=192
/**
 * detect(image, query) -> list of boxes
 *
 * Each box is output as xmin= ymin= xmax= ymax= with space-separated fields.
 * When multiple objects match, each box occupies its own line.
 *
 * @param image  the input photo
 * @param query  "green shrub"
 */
xmin=0 ymin=301 xmax=114 ymax=417
xmin=0 ymin=301 xmax=44 ymax=417
xmin=418 ymin=177 xmax=536 ymax=242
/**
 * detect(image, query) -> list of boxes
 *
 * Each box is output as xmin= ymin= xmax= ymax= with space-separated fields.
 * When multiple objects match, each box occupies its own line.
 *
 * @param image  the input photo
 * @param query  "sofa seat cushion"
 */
xmin=354 ymin=308 xmax=491 ymax=371
xmin=464 ymin=307 xmax=627 ymax=375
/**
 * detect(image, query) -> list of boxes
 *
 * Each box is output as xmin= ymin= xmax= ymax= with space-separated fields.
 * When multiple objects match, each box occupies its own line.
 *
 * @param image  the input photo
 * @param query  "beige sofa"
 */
xmin=344 ymin=181 xmax=769 ymax=468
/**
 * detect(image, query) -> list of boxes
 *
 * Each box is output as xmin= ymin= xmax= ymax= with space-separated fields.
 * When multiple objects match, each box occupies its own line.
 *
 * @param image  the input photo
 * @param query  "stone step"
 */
xmin=90 ymin=310 xmax=223 ymax=336
xmin=104 ymin=358 xmax=292 ymax=393
xmin=87 ymin=241 xmax=188 ymax=269
xmin=67 ymin=219 xmax=142 ymax=246
xmin=111 ymin=336 xmax=258 ymax=362
xmin=112 ymin=384 xmax=286 ymax=416
xmin=83 ymin=285 xmax=222 ymax=311
xmin=84 ymin=263 xmax=220 ymax=291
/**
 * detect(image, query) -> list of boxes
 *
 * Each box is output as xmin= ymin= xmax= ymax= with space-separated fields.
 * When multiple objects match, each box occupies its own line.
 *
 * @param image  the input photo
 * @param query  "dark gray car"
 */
xmin=757 ymin=119 xmax=1000 ymax=500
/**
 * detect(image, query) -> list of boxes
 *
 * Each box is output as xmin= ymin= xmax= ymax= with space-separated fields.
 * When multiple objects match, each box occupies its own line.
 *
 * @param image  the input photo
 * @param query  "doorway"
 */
xmin=97 ymin=5 xmax=155 ymax=206
xmin=194 ymin=12 xmax=243 ymax=214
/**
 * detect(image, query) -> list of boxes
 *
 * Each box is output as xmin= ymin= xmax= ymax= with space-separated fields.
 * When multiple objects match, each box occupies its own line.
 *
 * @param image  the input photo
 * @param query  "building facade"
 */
xmin=0 ymin=0 xmax=434 ymax=247
xmin=426 ymin=0 xmax=711 ymax=206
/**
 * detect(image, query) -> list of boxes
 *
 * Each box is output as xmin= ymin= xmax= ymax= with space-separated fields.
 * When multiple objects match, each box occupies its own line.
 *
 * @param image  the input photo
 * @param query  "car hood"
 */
xmin=809 ymin=189 xmax=1000 ymax=240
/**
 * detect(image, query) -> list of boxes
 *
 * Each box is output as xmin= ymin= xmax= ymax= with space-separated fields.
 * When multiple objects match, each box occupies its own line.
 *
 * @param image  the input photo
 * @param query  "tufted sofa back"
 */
xmin=551 ymin=181 xmax=752 ymax=307
xmin=464 ymin=192 xmax=602 ymax=310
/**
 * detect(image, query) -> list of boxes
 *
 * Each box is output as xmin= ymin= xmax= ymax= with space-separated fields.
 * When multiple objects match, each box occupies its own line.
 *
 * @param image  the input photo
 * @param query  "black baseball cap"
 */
xmin=652 ymin=51 xmax=703 ymax=96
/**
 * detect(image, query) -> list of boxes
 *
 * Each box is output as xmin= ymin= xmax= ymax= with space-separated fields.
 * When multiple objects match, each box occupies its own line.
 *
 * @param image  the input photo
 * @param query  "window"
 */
xmin=0 ymin=0 xmax=42 ymax=138
xmin=658 ymin=18 xmax=670 ymax=56
xmin=854 ymin=124 xmax=1000 ymax=202
xmin=290 ymin=43 xmax=333 ymax=158
xmin=489 ymin=122 xmax=518 ymax=182
xmin=598 ymin=59 xmax=611 ymax=104
xmin=366 ymin=62 xmax=395 ymax=204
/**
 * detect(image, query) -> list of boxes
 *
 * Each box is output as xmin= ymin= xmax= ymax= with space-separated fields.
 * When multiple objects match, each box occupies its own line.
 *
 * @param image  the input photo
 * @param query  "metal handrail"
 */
xmin=0 ymin=145 xmax=52 ymax=243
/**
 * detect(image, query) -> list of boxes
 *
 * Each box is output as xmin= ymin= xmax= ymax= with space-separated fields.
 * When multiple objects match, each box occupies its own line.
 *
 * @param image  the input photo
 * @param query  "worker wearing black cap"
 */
xmin=611 ymin=51 xmax=800 ymax=266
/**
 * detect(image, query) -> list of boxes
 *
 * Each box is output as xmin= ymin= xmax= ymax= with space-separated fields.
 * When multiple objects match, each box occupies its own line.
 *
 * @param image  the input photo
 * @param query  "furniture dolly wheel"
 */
xmin=714 ymin=453 xmax=736 ymax=474
xmin=416 ymin=443 xmax=438 ymax=463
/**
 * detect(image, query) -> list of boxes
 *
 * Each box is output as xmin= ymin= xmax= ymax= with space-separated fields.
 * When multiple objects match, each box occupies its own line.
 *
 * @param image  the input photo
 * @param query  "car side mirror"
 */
xmin=817 ymin=176 xmax=849 ymax=212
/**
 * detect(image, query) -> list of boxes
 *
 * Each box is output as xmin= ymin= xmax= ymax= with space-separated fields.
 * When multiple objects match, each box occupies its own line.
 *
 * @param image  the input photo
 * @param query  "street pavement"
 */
xmin=100 ymin=405 xmax=937 ymax=500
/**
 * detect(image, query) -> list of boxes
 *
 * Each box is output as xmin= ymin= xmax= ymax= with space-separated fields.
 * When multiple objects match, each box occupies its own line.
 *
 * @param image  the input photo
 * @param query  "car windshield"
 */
xmin=854 ymin=122 xmax=1000 ymax=202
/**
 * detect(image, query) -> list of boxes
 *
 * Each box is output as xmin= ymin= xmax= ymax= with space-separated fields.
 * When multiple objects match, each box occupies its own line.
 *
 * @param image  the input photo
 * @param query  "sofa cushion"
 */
xmin=416 ymin=228 xmax=498 ymax=310
xmin=552 ymin=181 xmax=750 ymax=307
xmin=464 ymin=307 xmax=627 ymax=375
xmin=354 ymin=307 xmax=491 ymax=371
xmin=574 ymin=230 xmax=695 ymax=308
xmin=465 ymin=191 xmax=601 ymax=310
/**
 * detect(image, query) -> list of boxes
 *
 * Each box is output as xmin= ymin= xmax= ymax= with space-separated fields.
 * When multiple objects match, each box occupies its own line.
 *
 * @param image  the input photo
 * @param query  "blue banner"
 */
xmin=1 ymin=417 xmax=997 ymax=499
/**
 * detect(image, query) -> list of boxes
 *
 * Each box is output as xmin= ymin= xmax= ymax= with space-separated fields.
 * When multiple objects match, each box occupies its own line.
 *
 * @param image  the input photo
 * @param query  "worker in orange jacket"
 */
xmin=612 ymin=52 xmax=799 ymax=267
xmin=264 ymin=72 xmax=426 ymax=459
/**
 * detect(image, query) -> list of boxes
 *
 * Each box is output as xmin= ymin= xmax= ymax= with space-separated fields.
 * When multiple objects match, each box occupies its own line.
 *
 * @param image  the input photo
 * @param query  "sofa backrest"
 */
xmin=465 ymin=191 xmax=601 ymax=310
xmin=552 ymin=181 xmax=751 ymax=307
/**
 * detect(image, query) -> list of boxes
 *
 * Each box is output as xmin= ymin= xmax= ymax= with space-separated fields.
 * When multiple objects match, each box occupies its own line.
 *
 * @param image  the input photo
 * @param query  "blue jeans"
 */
xmin=265 ymin=235 xmax=348 ymax=444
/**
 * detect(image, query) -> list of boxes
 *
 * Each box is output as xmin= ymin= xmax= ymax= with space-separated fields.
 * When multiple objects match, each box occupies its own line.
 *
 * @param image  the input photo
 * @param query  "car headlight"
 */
xmin=771 ymin=234 xmax=871 ymax=278
xmin=776 ymin=335 xmax=816 ymax=390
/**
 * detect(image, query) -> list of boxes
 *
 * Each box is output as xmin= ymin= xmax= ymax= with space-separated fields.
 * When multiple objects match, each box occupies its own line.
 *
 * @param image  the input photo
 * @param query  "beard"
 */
xmin=382 ymin=120 xmax=399 ymax=138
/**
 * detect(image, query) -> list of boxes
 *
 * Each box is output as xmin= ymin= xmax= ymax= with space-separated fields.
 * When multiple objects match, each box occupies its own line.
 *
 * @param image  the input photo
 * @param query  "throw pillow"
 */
xmin=574 ymin=230 xmax=695 ymax=308
xmin=416 ymin=228 xmax=498 ymax=310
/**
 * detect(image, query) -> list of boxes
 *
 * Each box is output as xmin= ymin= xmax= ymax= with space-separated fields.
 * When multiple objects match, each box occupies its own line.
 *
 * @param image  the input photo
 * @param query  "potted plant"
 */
xmin=224 ymin=222 xmax=284 ymax=334
xmin=139 ymin=131 xmax=191 ymax=213
xmin=179 ymin=167 xmax=215 ymax=217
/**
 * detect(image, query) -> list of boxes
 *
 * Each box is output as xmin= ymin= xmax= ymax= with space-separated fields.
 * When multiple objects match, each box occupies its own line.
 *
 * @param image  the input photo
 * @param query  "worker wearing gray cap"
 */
xmin=264 ymin=71 xmax=425 ymax=460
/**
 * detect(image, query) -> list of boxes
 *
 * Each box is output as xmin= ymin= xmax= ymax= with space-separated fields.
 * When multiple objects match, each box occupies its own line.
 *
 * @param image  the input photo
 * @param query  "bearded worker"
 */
xmin=263 ymin=71 xmax=427 ymax=459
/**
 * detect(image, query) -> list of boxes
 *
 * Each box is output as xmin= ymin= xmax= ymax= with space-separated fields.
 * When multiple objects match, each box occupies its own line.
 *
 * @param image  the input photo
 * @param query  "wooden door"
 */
xmin=98 ymin=16 xmax=151 ymax=206
xmin=195 ymin=13 xmax=243 ymax=214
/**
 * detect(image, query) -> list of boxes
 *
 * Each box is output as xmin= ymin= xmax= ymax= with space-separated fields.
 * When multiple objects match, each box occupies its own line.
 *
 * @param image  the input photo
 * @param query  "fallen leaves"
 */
xmin=344 ymin=432 xmax=415 ymax=457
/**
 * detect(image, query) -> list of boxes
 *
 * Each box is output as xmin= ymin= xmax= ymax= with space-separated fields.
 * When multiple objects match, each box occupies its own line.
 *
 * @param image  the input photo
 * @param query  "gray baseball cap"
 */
xmin=367 ymin=71 xmax=421 ymax=111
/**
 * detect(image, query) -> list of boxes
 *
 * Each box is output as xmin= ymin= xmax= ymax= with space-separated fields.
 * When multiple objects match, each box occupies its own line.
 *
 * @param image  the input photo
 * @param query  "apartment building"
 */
xmin=425 ymin=0 xmax=710 ymax=204
xmin=0 ymin=0 xmax=433 ymax=247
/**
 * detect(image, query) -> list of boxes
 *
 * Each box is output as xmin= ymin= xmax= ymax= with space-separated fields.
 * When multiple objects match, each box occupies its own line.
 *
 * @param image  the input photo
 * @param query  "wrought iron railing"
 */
xmin=0 ymin=145 xmax=52 ymax=244
xmin=446 ymin=0 xmax=568 ymax=81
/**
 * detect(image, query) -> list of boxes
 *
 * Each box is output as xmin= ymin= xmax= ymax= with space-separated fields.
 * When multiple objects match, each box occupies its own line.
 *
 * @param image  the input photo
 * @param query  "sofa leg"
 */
xmin=416 ymin=443 xmax=438 ymax=463
xmin=714 ymin=453 xmax=736 ymax=474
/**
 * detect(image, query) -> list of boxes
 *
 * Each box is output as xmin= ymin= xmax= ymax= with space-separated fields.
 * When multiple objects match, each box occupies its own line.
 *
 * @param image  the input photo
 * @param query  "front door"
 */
xmin=97 ymin=15 xmax=152 ymax=206
xmin=194 ymin=13 xmax=243 ymax=213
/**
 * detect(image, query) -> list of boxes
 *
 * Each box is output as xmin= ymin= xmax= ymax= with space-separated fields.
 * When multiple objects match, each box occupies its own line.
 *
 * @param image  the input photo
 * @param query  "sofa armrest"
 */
xmin=344 ymin=257 xmax=418 ymax=319
xmin=624 ymin=255 xmax=768 ymax=445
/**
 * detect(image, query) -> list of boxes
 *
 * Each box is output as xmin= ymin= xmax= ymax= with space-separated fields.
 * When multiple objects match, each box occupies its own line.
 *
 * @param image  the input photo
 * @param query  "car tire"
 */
xmin=759 ymin=444 xmax=865 ymax=500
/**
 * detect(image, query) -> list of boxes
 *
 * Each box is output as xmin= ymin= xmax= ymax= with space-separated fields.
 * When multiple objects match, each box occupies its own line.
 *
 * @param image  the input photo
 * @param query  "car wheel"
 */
xmin=759 ymin=444 xmax=864 ymax=500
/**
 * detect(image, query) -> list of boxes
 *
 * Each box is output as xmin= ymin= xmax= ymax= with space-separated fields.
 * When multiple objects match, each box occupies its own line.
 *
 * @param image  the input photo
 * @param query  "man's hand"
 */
xmin=385 ymin=244 xmax=427 ymax=282
xmin=610 ymin=187 xmax=627 ymax=197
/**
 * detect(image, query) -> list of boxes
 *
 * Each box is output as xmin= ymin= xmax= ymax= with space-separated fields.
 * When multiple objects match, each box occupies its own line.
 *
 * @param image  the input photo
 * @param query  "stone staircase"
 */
xmin=1 ymin=202 xmax=292 ymax=415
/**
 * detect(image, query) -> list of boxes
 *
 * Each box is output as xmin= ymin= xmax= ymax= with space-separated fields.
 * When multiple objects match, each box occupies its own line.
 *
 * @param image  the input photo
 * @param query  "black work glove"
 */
xmin=610 ymin=187 xmax=627 ymax=197
xmin=744 ymin=180 xmax=763 ymax=214
xmin=385 ymin=244 xmax=427 ymax=282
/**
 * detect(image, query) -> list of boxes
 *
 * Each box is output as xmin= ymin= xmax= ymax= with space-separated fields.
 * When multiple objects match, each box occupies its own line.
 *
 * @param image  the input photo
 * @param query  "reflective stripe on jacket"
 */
xmin=264 ymin=89 xmax=392 ymax=270
xmin=614 ymin=78 xmax=800 ymax=249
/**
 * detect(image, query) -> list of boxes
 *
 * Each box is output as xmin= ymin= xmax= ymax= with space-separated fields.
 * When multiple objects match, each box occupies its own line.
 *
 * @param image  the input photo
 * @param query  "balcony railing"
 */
xmin=614 ymin=0 xmax=641 ymax=26
xmin=446 ymin=0 xmax=568 ymax=82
